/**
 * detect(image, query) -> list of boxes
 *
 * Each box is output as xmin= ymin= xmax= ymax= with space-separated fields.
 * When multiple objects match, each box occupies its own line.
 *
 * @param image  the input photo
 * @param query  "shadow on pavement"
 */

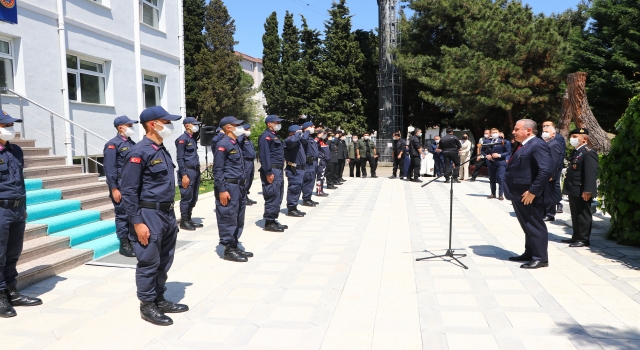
xmin=468 ymin=245 xmax=519 ymax=261
xmin=164 ymin=281 xmax=193 ymax=303
xmin=21 ymin=276 xmax=67 ymax=298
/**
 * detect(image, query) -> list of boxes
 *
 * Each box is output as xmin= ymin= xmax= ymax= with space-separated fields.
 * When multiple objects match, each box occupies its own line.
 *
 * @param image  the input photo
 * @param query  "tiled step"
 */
xmin=77 ymin=192 xmax=111 ymax=210
xmin=11 ymin=139 xmax=36 ymax=147
xmin=26 ymin=189 xmax=62 ymax=206
xmin=25 ymin=224 xmax=48 ymax=242
xmin=25 ymin=178 xmax=43 ymax=191
xmin=75 ymin=234 xmax=120 ymax=259
xmin=19 ymin=236 xmax=70 ymax=266
xmin=40 ymin=173 xmax=99 ymax=189
xmin=24 ymin=155 xmax=67 ymax=168
xmin=27 ymin=199 xmax=81 ymax=222
xmin=94 ymin=204 xmax=116 ymax=220
xmin=16 ymin=248 xmax=93 ymax=289
xmin=24 ymin=165 xmax=83 ymax=178
xmin=22 ymin=147 xmax=51 ymax=157
xmin=51 ymin=220 xmax=116 ymax=246
xmin=60 ymin=182 xmax=109 ymax=199
xmin=31 ymin=209 xmax=101 ymax=234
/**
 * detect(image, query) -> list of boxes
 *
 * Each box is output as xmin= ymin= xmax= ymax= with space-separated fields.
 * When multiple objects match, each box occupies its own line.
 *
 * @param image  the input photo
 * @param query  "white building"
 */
xmin=236 ymin=51 xmax=266 ymax=117
xmin=0 ymin=0 xmax=185 ymax=169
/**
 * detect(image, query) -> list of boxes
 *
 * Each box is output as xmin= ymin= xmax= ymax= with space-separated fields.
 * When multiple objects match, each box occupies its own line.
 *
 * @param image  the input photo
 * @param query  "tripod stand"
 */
xmin=415 ymin=155 xmax=475 ymax=269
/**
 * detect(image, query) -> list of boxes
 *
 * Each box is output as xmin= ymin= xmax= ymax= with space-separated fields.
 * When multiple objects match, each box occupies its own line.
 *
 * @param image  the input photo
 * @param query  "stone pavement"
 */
xmin=2 ymin=171 xmax=640 ymax=350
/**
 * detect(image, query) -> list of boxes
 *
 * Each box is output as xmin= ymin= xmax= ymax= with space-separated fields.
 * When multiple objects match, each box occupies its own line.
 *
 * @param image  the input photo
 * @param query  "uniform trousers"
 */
xmin=260 ymin=168 xmax=284 ymax=220
xmin=302 ymin=163 xmax=317 ymax=201
xmin=130 ymin=208 xmax=178 ymax=302
xmin=568 ymin=195 xmax=593 ymax=243
xmin=433 ymin=155 xmax=444 ymax=177
xmin=360 ymin=156 xmax=377 ymax=176
xmin=392 ymin=156 xmax=404 ymax=177
xmin=407 ymin=156 xmax=421 ymax=180
xmin=179 ymin=168 xmax=201 ymax=219
xmin=544 ymin=179 xmax=559 ymax=217
xmin=349 ymin=158 xmax=361 ymax=177
xmin=110 ymin=194 xmax=129 ymax=239
xmin=337 ymin=159 xmax=346 ymax=179
xmin=488 ymin=163 xmax=506 ymax=196
xmin=0 ymin=205 xmax=25 ymax=290
xmin=316 ymin=159 xmax=327 ymax=190
xmin=512 ymin=198 xmax=549 ymax=262
xmin=215 ymin=183 xmax=246 ymax=247
xmin=286 ymin=167 xmax=305 ymax=208
xmin=326 ymin=162 xmax=337 ymax=184
xmin=443 ymin=151 xmax=460 ymax=180
xmin=244 ymin=159 xmax=255 ymax=196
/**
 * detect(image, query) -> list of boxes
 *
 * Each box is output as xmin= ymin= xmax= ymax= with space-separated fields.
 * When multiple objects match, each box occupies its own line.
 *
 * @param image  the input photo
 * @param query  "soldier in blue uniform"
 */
xmin=211 ymin=127 xmax=225 ymax=154
xmin=301 ymin=122 xmax=319 ymax=207
xmin=120 ymin=106 xmax=188 ymax=326
xmin=315 ymin=129 xmax=330 ymax=196
xmin=259 ymin=115 xmax=288 ymax=232
xmin=103 ymin=116 xmax=138 ymax=257
xmin=175 ymin=117 xmax=202 ymax=231
xmin=213 ymin=117 xmax=253 ymax=262
xmin=238 ymin=124 xmax=257 ymax=206
xmin=0 ymin=111 xmax=42 ymax=318
xmin=486 ymin=128 xmax=512 ymax=200
xmin=284 ymin=125 xmax=310 ymax=216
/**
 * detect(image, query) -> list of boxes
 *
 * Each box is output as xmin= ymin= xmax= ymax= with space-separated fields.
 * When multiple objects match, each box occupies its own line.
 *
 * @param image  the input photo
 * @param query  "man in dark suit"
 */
xmin=407 ymin=129 xmax=424 ymax=182
xmin=486 ymin=128 xmax=512 ymax=200
xmin=437 ymin=128 xmax=462 ymax=183
xmin=390 ymin=131 xmax=406 ymax=179
xmin=505 ymin=119 xmax=554 ymax=269
xmin=542 ymin=126 xmax=565 ymax=221
xmin=562 ymin=128 xmax=599 ymax=247
xmin=542 ymin=120 xmax=566 ymax=213
xmin=428 ymin=135 xmax=444 ymax=177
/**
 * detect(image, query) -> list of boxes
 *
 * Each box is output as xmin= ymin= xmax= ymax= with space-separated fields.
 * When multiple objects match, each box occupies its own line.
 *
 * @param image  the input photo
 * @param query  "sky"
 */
xmin=227 ymin=0 xmax=584 ymax=59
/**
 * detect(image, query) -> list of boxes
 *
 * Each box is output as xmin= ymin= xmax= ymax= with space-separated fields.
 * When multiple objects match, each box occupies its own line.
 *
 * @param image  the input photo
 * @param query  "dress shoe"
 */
xmin=287 ymin=209 xmax=305 ymax=217
xmin=188 ymin=215 xmax=204 ymax=227
xmin=498 ymin=195 xmax=504 ymax=201
xmin=560 ymin=238 xmax=576 ymax=244
xmin=180 ymin=219 xmax=196 ymax=231
xmin=311 ymin=200 xmax=319 ymax=205
xmin=370 ymin=175 xmax=378 ymax=178
xmin=6 ymin=286 xmax=42 ymax=307
xmin=508 ymin=255 xmax=532 ymax=262
xmin=411 ymin=179 xmax=423 ymax=183
xmin=453 ymin=178 xmax=461 ymax=183
xmin=569 ymin=241 xmax=590 ymax=247
xmin=155 ymin=297 xmax=189 ymax=313
xmin=140 ymin=301 xmax=173 ymax=326
xmin=556 ymin=203 xmax=564 ymax=213
xmin=237 ymin=248 xmax=254 ymax=258
xmin=274 ymin=221 xmax=288 ymax=230
xmin=362 ymin=174 xmax=367 ymax=178
xmin=223 ymin=246 xmax=248 ymax=262
xmin=543 ymin=216 xmax=555 ymax=222
xmin=0 ymin=291 xmax=17 ymax=318
xmin=315 ymin=191 xmax=329 ymax=197
xmin=119 ymin=237 xmax=136 ymax=257
xmin=301 ymin=200 xmax=317 ymax=207
xmin=444 ymin=179 xmax=451 ymax=183
xmin=326 ymin=185 xmax=337 ymax=189
xmin=487 ymin=194 xmax=496 ymax=199
xmin=340 ymin=178 xmax=347 ymax=182
xmin=520 ymin=260 xmax=549 ymax=269
xmin=389 ymin=175 xmax=397 ymax=179
xmin=247 ymin=198 xmax=258 ymax=205
xmin=264 ymin=220 xmax=284 ymax=232
xmin=469 ymin=177 xmax=477 ymax=182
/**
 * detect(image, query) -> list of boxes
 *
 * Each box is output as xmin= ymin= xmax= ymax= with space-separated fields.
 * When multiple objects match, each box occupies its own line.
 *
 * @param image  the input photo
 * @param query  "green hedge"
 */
xmin=600 ymin=95 xmax=640 ymax=246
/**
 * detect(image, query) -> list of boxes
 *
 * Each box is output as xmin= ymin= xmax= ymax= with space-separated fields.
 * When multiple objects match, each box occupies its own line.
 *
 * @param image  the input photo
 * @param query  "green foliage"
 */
xmin=299 ymin=15 xmax=325 ymax=119
xmin=281 ymin=12 xmax=306 ymax=120
xmin=175 ymin=179 xmax=214 ymax=201
xmin=248 ymin=120 xmax=267 ymax=155
xmin=262 ymin=12 xmax=285 ymax=116
xmin=600 ymin=95 xmax=640 ymax=245
xmin=183 ymin=0 xmax=206 ymax=118
xmin=353 ymin=29 xmax=379 ymax=133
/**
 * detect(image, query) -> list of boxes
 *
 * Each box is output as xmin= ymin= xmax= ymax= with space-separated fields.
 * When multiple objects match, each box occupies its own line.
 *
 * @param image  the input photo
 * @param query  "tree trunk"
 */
xmin=557 ymin=72 xmax=611 ymax=153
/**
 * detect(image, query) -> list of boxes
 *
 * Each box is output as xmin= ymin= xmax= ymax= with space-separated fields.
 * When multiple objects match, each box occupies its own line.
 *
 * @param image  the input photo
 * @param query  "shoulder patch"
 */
xmin=187 ymin=142 xmax=193 ymax=146
xmin=130 ymin=157 xmax=141 ymax=164
xmin=108 ymin=144 xmax=116 ymax=149
xmin=179 ymin=140 xmax=185 ymax=144
xmin=217 ymin=146 xmax=226 ymax=152
xmin=0 ymin=158 xmax=4 ymax=164
xmin=119 ymin=147 xmax=129 ymax=152
xmin=150 ymin=158 xmax=163 ymax=166
xmin=266 ymin=136 xmax=271 ymax=141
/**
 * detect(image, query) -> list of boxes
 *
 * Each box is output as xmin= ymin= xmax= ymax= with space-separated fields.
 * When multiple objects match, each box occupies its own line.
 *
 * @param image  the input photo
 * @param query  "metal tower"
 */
xmin=377 ymin=0 xmax=403 ymax=162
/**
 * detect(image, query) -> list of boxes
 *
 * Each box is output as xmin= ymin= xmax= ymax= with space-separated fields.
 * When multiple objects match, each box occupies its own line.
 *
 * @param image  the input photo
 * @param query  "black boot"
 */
xmin=188 ymin=215 xmax=203 ymax=228
xmin=224 ymin=246 xmax=248 ymax=262
xmin=119 ymin=237 xmax=136 ymax=257
xmin=264 ymin=220 xmax=284 ymax=232
xmin=237 ymin=247 xmax=254 ymax=258
xmin=140 ymin=301 xmax=173 ymax=326
xmin=301 ymin=199 xmax=317 ymax=207
xmin=6 ymin=286 xmax=42 ymax=307
xmin=287 ymin=207 xmax=305 ymax=217
xmin=247 ymin=198 xmax=258 ymax=205
xmin=274 ymin=220 xmax=288 ymax=230
xmin=0 ymin=290 xmax=16 ymax=318
xmin=155 ymin=296 xmax=189 ymax=313
xmin=180 ymin=218 xmax=196 ymax=231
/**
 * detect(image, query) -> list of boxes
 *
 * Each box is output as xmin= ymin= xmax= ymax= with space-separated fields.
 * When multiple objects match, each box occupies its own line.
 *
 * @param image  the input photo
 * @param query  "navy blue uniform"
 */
xmin=505 ymin=137 xmax=553 ymax=262
xmin=486 ymin=138 xmax=511 ymax=196
xmin=213 ymin=136 xmax=246 ymax=247
xmin=175 ymin=131 xmax=201 ymax=220
xmin=238 ymin=135 xmax=256 ymax=196
xmin=104 ymin=135 xmax=136 ymax=239
xmin=120 ymin=137 xmax=178 ymax=302
xmin=302 ymin=135 xmax=318 ymax=201
xmin=316 ymin=138 xmax=329 ymax=192
xmin=211 ymin=132 xmax=225 ymax=152
xmin=284 ymin=131 xmax=309 ymax=208
xmin=0 ymin=142 xmax=26 ymax=291
xmin=258 ymin=129 xmax=285 ymax=220
xmin=544 ymin=136 xmax=565 ymax=217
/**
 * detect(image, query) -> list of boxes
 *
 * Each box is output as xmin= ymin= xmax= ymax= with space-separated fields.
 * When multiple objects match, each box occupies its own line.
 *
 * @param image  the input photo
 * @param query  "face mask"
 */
xmin=492 ymin=133 xmax=499 ymax=139
xmin=570 ymin=138 xmax=581 ymax=147
xmin=417 ymin=133 xmax=422 ymax=137
xmin=156 ymin=122 xmax=174 ymax=138
xmin=124 ymin=127 xmax=135 ymax=137
xmin=233 ymin=126 xmax=245 ymax=137
xmin=541 ymin=132 xmax=550 ymax=140
xmin=393 ymin=137 xmax=398 ymax=140
xmin=245 ymin=130 xmax=251 ymax=137
xmin=435 ymin=139 xmax=440 ymax=144
xmin=341 ymin=136 xmax=345 ymax=141
xmin=273 ymin=124 xmax=282 ymax=131
xmin=463 ymin=137 xmax=468 ymax=140
xmin=364 ymin=136 xmax=370 ymax=140
xmin=0 ymin=126 xmax=16 ymax=141
xmin=352 ymin=138 xmax=358 ymax=142
xmin=484 ymin=134 xmax=490 ymax=138
xmin=190 ymin=125 xmax=199 ymax=133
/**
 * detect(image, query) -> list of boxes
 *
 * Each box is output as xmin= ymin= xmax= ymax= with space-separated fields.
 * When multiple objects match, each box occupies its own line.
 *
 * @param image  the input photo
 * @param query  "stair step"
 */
xmin=92 ymin=203 xmax=116 ymax=220
xmin=22 ymin=147 xmax=51 ymax=157
xmin=16 ymin=248 xmax=93 ymax=289
xmin=51 ymin=220 xmax=116 ymax=246
xmin=27 ymin=199 xmax=81 ymax=222
xmin=24 ymin=165 xmax=83 ymax=178
xmin=25 ymin=224 xmax=48 ymax=241
xmin=76 ymin=192 xmax=111 ymax=210
xmin=40 ymin=173 xmax=99 ymax=189
xmin=26 ymin=189 xmax=62 ymax=206
xmin=24 ymin=155 xmax=67 ymax=168
xmin=25 ymin=178 xmax=43 ymax=191
xmin=11 ymin=139 xmax=36 ymax=147
xmin=19 ymin=236 xmax=70 ymax=265
xmin=30 ymin=209 xmax=101 ymax=234
xmin=75 ymin=233 xmax=120 ymax=259
xmin=60 ymin=182 xmax=109 ymax=199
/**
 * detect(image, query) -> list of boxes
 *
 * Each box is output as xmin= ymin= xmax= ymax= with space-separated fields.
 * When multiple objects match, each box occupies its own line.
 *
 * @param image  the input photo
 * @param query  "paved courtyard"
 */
xmin=2 ymin=170 xmax=640 ymax=350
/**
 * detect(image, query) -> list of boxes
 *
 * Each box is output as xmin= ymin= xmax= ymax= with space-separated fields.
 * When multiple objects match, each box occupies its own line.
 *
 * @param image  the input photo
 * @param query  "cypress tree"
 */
xmin=354 ymin=29 xmax=379 ymax=132
xmin=299 ymin=15 xmax=324 ymax=120
xmin=183 ymin=0 xmax=206 ymax=118
xmin=281 ymin=11 xmax=306 ymax=120
xmin=262 ymin=12 xmax=285 ymax=116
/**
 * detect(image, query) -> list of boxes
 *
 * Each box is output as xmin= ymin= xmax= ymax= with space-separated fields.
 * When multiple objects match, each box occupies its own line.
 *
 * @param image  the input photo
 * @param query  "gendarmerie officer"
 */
xmin=176 ymin=117 xmax=203 ymax=231
xmin=238 ymin=124 xmax=257 ymax=206
xmin=301 ymin=122 xmax=320 ymax=206
xmin=315 ymin=129 xmax=330 ymax=195
xmin=103 ymin=116 xmax=138 ymax=257
xmin=259 ymin=115 xmax=288 ymax=232
xmin=211 ymin=127 xmax=225 ymax=151
xmin=214 ymin=117 xmax=253 ymax=262
xmin=120 ymin=106 xmax=188 ymax=326
xmin=284 ymin=125 xmax=310 ymax=216
xmin=437 ymin=128 xmax=462 ymax=183
xmin=562 ymin=128 xmax=599 ymax=247
xmin=0 ymin=111 xmax=42 ymax=318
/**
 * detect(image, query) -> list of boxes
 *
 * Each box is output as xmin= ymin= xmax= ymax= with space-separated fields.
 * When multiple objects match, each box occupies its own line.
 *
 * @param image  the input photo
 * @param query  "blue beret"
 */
xmin=219 ymin=116 xmax=244 ymax=127
xmin=113 ymin=115 xmax=138 ymax=127
xmin=243 ymin=124 xmax=251 ymax=130
xmin=265 ymin=115 xmax=284 ymax=123
xmin=183 ymin=117 xmax=202 ymax=125
xmin=288 ymin=125 xmax=301 ymax=132
xmin=302 ymin=122 xmax=313 ymax=129
xmin=139 ymin=106 xmax=181 ymax=123
xmin=0 ymin=110 xmax=22 ymax=124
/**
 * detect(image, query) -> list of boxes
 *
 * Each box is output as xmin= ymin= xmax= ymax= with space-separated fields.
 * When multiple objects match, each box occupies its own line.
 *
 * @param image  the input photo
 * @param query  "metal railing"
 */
xmin=0 ymin=88 xmax=108 ymax=172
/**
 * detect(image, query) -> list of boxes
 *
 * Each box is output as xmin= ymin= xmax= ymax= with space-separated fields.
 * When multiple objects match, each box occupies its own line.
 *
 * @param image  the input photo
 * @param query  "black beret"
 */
xmin=569 ymin=127 xmax=589 ymax=135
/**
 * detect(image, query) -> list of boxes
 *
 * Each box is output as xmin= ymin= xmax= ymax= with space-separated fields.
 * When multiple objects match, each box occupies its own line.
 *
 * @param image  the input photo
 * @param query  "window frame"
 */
xmin=142 ymin=72 xmax=162 ymax=108
xmin=66 ymin=54 xmax=107 ymax=105
xmin=140 ymin=0 xmax=161 ymax=29
xmin=0 ymin=38 xmax=14 ymax=91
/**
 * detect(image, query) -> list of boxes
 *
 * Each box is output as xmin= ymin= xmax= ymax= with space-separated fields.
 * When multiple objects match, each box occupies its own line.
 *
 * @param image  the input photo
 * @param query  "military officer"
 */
xmin=103 ymin=116 xmax=138 ymax=257
xmin=213 ymin=116 xmax=253 ymax=262
xmin=120 ymin=106 xmax=188 ymax=326
xmin=175 ymin=117 xmax=202 ymax=231
xmin=315 ymin=129 xmax=330 ymax=196
xmin=259 ymin=115 xmax=288 ymax=232
xmin=301 ymin=122 xmax=319 ymax=207
xmin=486 ymin=128 xmax=512 ymax=199
xmin=238 ymin=124 xmax=257 ymax=206
xmin=284 ymin=125 xmax=310 ymax=216
xmin=211 ymin=127 xmax=225 ymax=152
xmin=562 ymin=128 xmax=599 ymax=247
xmin=0 ymin=111 xmax=42 ymax=318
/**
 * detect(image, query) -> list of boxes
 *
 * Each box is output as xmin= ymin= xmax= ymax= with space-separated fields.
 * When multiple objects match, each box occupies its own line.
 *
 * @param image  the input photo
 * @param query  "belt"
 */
xmin=0 ymin=199 xmax=25 ymax=208
xmin=225 ymin=178 xmax=246 ymax=185
xmin=186 ymin=165 xmax=199 ymax=170
xmin=286 ymin=162 xmax=305 ymax=170
xmin=140 ymin=201 xmax=174 ymax=211
xmin=271 ymin=164 xmax=284 ymax=170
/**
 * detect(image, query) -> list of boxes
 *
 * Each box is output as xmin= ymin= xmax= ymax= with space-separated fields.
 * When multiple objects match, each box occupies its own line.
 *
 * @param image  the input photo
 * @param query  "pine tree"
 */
xmin=354 ymin=29 xmax=379 ymax=132
xmin=281 ymin=12 xmax=306 ymax=120
xmin=262 ymin=12 xmax=285 ymax=116
xmin=299 ymin=15 xmax=324 ymax=120
xmin=183 ymin=0 xmax=206 ymax=118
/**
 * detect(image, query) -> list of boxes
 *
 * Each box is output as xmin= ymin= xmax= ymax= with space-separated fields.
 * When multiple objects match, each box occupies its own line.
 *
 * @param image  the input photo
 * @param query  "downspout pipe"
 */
xmin=56 ymin=0 xmax=73 ymax=164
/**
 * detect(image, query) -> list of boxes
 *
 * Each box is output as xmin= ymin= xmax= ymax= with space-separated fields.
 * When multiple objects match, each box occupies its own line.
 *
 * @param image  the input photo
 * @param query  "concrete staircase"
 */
xmin=14 ymin=133 xmax=120 ymax=289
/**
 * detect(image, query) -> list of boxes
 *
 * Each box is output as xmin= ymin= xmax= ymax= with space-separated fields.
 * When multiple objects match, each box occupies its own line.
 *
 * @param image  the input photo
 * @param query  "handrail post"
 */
xmin=83 ymin=131 xmax=89 ymax=173
xmin=19 ymin=97 xmax=25 ymax=139
xmin=50 ymin=113 xmax=56 ymax=155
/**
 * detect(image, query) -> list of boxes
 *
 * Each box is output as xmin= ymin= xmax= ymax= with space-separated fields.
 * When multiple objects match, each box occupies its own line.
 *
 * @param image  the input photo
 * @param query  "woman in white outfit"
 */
xmin=459 ymin=133 xmax=472 ymax=180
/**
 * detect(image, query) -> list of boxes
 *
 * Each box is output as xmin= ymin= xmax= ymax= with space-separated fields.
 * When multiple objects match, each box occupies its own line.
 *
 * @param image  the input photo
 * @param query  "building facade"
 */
xmin=0 ymin=0 xmax=185 ymax=168
xmin=236 ymin=51 xmax=266 ymax=117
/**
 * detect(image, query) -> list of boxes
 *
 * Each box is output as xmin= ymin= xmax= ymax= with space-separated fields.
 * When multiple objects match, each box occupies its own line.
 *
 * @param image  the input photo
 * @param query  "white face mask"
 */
xmin=541 ymin=132 xmax=550 ymax=140
xmin=352 ymin=138 xmax=358 ymax=142
xmin=156 ymin=122 xmax=174 ymax=139
xmin=364 ymin=136 xmax=370 ymax=140
xmin=0 ymin=126 xmax=16 ymax=141
xmin=273 ymin=124 xmax=282 ymax=131
xmin=190 ymin=125 xmax=199 ymax=133
xmin=233 ymin=126 xmax=245 ymax=136
xmin=484 ymin=134 xmax=490 ymax=138
xmin=435 ymin=139 xmax=440 ymax=144
xmin=570 ymin=138 xmax=581 ymax=147
xmin=245 ymin=130 xmax=251 ymax=137
xmin=492 ymin=133 xmax=499 ymax=139
xmin=124 ymin=127 xmax=135 ymax=137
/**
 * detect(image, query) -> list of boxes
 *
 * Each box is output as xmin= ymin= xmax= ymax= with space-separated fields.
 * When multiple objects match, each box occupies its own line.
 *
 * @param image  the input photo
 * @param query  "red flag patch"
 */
xmin=217 ymin=147 xmax=226 ymax=152
xmin=179 ymin=140 xmax=185 ymax=144
xmin=266 ymin=136 xmax=271 ymax=141
xmin=130 ymin=157 xmax=141 ymax=164
xmin=108 ymin=144 xmax=116 ymax=149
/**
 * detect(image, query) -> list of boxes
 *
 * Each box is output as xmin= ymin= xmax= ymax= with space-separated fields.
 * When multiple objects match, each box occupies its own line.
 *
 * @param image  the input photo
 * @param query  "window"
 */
xmin=0 ymin=39 xmax=14 ymax=90
xmin=143 ymin=74 xmax=161 ymax=108
xmin=249 ymin=63 xmax=254 ymax=71
xmin=140 ymin=0 xmax=159 ymax=28
xmin=66 ymin=54 xmax=106 ymax=105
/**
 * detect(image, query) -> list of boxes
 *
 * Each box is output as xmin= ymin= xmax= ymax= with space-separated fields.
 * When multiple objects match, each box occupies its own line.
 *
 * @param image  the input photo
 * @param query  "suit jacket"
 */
xmin=429 ymin=142 xmax=443 ymax=160
xmin=504 ymin=137 xmax=553 ymax=201
xmin=487 ymin=138 xmax=511 ymax=167
xmin=562 ymin=145 xmax=598 ymax=197
xmin=393 ymin=138 xmax=406 ymax=157
xmin=460 ymin=140 xmax=472 ymax=161
xmin=546 ymin=137 xmax=564 ymax=181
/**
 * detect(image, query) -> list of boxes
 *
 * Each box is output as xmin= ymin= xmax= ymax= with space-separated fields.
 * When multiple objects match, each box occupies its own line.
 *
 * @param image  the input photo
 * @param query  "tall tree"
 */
xmin=261 ymin=12 xmax=285 ymax=116
xmin=353 ymin=29 xmax=379 ymax=132
xmin=183 ymin=0 xmax=206 ymax=118
xmin=281 ymin=12 xmax=306 ymax=120
xmin=299 ymin=15 xmax=324 ymax=120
